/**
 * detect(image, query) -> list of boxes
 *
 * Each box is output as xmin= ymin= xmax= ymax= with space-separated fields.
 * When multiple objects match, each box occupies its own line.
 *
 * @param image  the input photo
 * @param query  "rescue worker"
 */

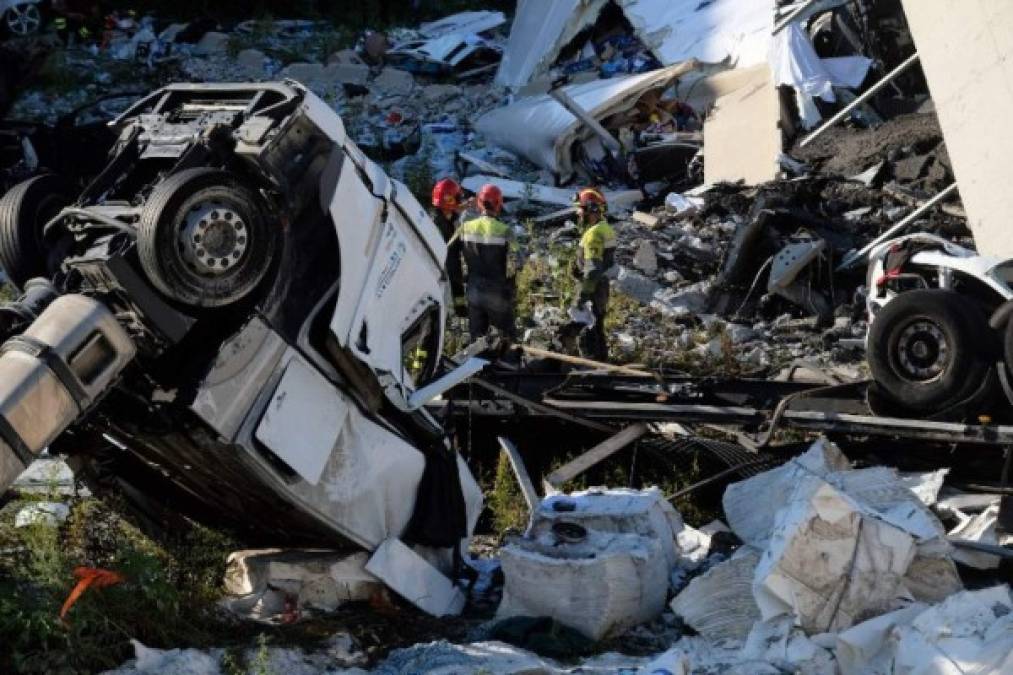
xmin=571 ymin=188 xmax=617 ymax=362
xmin=431 ymin=178 xmax=467 ymax=319
xmin=459 ymin=184 xmax=517 ymax=340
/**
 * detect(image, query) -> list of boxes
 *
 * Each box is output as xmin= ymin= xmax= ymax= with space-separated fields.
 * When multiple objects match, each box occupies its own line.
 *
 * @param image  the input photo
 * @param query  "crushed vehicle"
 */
xmin=0 ymin=82 xmax=482 ymax=587
xmin=865 ymin=233 xmax=1013 ymax=416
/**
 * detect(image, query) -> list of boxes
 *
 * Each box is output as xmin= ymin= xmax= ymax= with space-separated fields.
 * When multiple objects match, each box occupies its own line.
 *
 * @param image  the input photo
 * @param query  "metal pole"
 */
xmin=837 ymin=182 xmax=959 ymax=270
xmin=799 ymin=52 xmax=920 ymax=148
xmin=547 ymin=85 xmax=623 ymax=155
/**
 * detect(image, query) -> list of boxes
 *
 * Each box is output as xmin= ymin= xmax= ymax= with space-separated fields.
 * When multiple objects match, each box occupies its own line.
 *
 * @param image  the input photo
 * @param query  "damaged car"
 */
xmin=0 ymin=82 xmax=481 ymax=603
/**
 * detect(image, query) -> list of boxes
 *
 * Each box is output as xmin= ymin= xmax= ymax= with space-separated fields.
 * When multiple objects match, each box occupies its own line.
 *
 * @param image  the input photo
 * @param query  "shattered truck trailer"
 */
xmin=0 ymin=81 xmax=481 ymax=558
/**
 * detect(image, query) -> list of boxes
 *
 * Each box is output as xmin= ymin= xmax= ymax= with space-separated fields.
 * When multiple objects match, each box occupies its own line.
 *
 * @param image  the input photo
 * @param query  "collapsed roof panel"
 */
xmin=417 ymin=10 xmax=507 ymax=39
xmin=494 ymin=0 xmax=610 ymax=90
xmin=900 ymin=0 xmax=1013 ymax=259
xmin=496 ymin=0 xmax=777 ymax=91
xmin=478 ymin=61 xmax=696 ymax=179
xmin=616 ymin=0 xmax=776 ymax=69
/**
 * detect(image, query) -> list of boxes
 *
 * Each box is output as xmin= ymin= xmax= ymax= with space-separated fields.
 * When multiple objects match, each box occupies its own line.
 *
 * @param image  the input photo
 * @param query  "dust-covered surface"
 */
xmin=1 ymin=0 xmax=1012 ymax=673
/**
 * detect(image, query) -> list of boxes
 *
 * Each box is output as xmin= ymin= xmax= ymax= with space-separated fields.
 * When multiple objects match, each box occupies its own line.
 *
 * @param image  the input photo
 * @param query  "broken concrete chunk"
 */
xmin=192 ymin=31 xmax=230 ymax=56
xmin=365 ymin=539 xmax=465 ymax=617
xmin=670 ymin=548 xmax=762 ymax=641
xmin=323 ymin=63 xmax=370 ymax=86
xmin=614 ymin=267 xmax=661 ymax=304
xmin=633 ymin=240 xmax=658 ymax=276
xmin=236 ymin=49 xmax=266 ymax=72
xmin=280 ymin=62 xmax=325 ymax=83
xmin=373 ymin=67 xmax=415 ymax=95
xmin=327 ymin=49 xmax=366 ymax=66
xmin=14 ymin=501 xmax=70 ymax=528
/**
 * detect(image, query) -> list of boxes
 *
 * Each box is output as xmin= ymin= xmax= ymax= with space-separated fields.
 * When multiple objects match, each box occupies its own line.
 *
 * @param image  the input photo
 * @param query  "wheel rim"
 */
xmin=6 ymin=4 xmax=41 ymax=35
xmin=179 ymin=201 xmax=249 ymax=277
xmin=895 ymin=319 xmax=949 ymax=381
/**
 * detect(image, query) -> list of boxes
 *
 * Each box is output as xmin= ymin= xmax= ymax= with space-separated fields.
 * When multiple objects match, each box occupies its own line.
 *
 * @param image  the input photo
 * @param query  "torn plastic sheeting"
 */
xmin=753 ymin=477 xmax=918 ymax=634
xmin=948 ymin=503 xmax=1013 ymax=570
xmin=494 ymin=0 xmax=609 ymax=90
xmin=899 ymin=468 xmax=949 ymax=507
xmin=769 ymin=22 xmax=872 ymax=128
xmin=739 ymin=616 xmax=837 ymax=674
xmin=617 ymin=0 xmax=776 ymax=69
xmin=892 ymin=586 xmax=1013 ymax=674
xmin=669 ymin=548 xmax=763 ymax=641
xmin=478 ymin=62 xmax=696 ymax=179
xmin=835 ymin=602 xmax=928 ymax=675
xmin=418 ymin=11 xmax=506 ymax=39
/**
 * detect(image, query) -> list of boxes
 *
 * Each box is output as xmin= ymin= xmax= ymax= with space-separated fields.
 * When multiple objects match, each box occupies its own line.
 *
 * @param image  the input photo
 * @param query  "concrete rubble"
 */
xmin=3 ymin=1 xmax=1013 ymax=674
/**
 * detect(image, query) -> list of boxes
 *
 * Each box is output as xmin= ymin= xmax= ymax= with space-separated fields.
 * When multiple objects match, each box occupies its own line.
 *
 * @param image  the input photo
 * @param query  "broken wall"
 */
xmin=901 ymin=0 xmax=1013 ymax=258
xmin=703 ymin=64 xmax=781 ymax=186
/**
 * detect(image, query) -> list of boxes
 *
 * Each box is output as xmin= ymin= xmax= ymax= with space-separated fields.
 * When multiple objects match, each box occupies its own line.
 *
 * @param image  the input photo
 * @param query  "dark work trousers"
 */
xmin=579 ymin=279 xmax=610 ymax=362
xmin=467 ymin=281 xmax=515 ymax=340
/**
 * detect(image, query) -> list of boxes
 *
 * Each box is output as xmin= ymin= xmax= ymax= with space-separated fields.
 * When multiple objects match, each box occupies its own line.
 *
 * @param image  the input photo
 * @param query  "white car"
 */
xmin=865 ymin=233 xmax=1013 ymax=414
xmin=0 ymin=82 xmax=480 ymax=611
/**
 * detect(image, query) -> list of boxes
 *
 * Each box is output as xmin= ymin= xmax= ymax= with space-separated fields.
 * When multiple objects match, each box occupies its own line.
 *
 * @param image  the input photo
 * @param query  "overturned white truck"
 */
xmin=0 ymin=82 xmax=481 ymax=607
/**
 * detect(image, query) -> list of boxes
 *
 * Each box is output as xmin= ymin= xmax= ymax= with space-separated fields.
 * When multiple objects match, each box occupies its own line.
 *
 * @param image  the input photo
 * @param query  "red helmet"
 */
xmin=432 ymin=178 xmax=462 ymax=209
xmin=477 ymin=183 xmax=504 ymax=214
xmin=575 ymin=187 xmax=607 ymax=212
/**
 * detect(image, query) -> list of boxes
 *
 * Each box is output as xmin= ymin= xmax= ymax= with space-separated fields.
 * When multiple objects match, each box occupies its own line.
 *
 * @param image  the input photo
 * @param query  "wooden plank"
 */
xmin=497 ymin=437 xmax=540 ymax=512
xmin=546 ymin=422 xmax=648 ymax=488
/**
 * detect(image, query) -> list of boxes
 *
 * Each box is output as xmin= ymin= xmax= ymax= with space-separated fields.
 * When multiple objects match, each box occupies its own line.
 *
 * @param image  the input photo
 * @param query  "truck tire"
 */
xmin=1005 ymin=319 xmax=1013 ymax=382
xmin=137 ymin=168 xmax=277 ymax=308
xmin=0 ymin=174 xmax=71 ymax=291
xmin=868 ymin=289 xmax=993 ymax=413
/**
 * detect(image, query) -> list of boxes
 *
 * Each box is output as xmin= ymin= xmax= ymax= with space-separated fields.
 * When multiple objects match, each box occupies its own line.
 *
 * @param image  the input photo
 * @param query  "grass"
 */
xmin=0 ymin=493 xmax=249 ymax=674
xmin=488 ymin=453 xmax=529 ymax=535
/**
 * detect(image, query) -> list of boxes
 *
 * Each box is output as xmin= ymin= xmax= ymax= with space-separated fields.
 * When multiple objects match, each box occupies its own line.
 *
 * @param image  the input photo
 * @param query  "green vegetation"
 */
xmin=0 ymin=493 xmax=245 ymax=674
xmin=488 ymin=452 xmax=529 ymax=534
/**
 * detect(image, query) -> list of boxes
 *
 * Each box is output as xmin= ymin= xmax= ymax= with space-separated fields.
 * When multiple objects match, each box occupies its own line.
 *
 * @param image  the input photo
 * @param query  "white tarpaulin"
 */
xmin=478 ymin=62 xmax=695 ymax=178
xmin=770 ymin=22 xmax=872 ymax=128
xmin=494 ymin=0 xmax=608 ymax=90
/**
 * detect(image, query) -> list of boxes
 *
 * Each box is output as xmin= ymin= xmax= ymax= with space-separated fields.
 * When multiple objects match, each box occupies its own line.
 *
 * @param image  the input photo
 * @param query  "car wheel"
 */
xmin=0 ymin=174 xmax=71 ymax=291
xmin=4 ymin=3 xmax=42 ymax=35
xmin=868 ymin=288 xmax=993 ymax=413
xmin=136 ymin=168 xmax=277 ymax=308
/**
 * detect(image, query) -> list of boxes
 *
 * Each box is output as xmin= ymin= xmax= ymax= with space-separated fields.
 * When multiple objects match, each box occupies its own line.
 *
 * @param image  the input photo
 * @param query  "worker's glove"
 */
xmin=568 ymin=301 xmax=596 ymax=328
xmin=453 ymin=296 xmax=468 ymax=318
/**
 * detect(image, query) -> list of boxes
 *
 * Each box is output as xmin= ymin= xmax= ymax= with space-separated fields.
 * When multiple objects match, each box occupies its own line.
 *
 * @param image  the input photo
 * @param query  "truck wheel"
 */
xmin=1005 ymin=319 xmax=1013 ymax=382
xmin=868 ymin=289 xmax=993 ymax=413
xmin=0 ymin=174 xmax=71 ymax=291
xmin=137 ymin=168 xmax=277 ymax=308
